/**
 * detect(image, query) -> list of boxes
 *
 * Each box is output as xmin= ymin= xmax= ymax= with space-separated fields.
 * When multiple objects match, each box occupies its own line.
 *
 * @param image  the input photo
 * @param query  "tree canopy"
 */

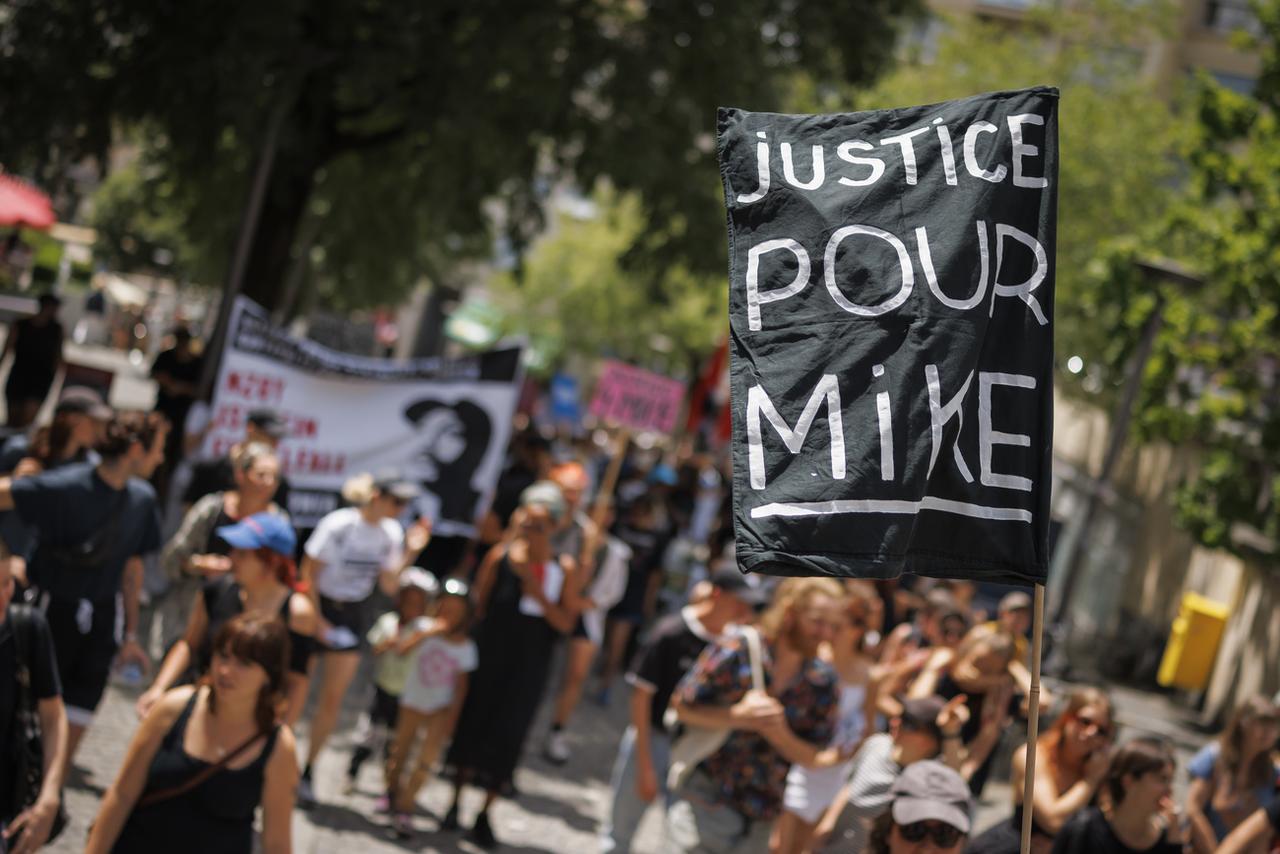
xmin=1085 ymin=1 xmax=1280 ymax=557
xmin=486 ymin=188 xmax=726 ymax=377
xmin=804 ymin=0 xmax=1189 ymax=385
xmin=1 ymin=0 xmax=921 ymax=311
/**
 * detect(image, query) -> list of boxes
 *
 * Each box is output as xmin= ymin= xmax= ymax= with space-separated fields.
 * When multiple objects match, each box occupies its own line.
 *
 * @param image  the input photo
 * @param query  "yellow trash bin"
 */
xmin=1157 ymin=592 xmax=1229 ymax=691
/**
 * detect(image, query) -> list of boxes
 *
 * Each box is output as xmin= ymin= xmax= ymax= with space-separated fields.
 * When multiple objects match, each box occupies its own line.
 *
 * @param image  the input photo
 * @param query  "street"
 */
xmin=43 ymin=640 xmax=1210 ymax=853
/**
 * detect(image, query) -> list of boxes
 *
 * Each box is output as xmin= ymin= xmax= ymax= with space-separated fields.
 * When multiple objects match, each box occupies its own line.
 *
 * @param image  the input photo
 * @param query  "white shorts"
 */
xmin=783 ymin=760 xmax=853 ymax=823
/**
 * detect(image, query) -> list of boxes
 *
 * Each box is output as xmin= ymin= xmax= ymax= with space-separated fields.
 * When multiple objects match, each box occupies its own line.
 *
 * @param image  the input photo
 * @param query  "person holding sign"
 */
xmin=295 ymin=473 xmax=432 ymax=807
xmin=665 ymin=577 xmax=847 ymax=853
xmin=441 ymin=482 xmax=585 ymax=849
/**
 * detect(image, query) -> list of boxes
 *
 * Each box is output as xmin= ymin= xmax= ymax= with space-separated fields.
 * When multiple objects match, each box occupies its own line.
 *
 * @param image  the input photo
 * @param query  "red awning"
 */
xmin=0 ymin=174 xmax=55 ymax=230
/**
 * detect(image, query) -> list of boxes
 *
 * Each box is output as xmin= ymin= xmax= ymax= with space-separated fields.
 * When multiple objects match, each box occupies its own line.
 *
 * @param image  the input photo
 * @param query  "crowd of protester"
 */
xmin=3 ymin=320 xmax=1280 ymax=853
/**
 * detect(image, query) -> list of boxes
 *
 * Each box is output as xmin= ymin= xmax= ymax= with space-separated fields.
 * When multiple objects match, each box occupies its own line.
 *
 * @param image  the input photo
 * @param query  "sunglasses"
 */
xmin=898 ymin=820 xmax=964 ymax=847
xmin=1075 ymin=715 xmax=1114 ymax=738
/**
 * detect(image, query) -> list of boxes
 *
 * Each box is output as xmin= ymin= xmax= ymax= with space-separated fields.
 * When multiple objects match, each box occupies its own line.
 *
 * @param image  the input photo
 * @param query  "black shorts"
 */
xmin=571 ymin=616 xmax=589 ymax=640
xmin=319 ymin=595 xmax=376 ymax=652
xmin=37 ymin=591 xmax=119 ymax=719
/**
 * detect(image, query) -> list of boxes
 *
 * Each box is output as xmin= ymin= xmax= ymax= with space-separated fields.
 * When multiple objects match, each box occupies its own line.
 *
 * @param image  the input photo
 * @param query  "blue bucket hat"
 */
xmin=216 ymin=512 xmax=297 ymax=558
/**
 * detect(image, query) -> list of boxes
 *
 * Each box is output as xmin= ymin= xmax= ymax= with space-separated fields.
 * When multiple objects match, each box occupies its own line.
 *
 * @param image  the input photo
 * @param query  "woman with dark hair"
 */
xmin=968 ymin=687 xmax=1115 ymax=854
xmin=1052 ymin=737 xmax=1185 ymax=853
xmin=440 ymin=482 xmax=585 ymax=849
xmin=86 ymin=613 xmax=298 ymax=854
xmin=402 ymin=398 xmax=492 ymax=526
xmin=138 ymin=513 xmax=317 ymax=725
xmin=1185 ymin=695 xmax=1280 ymax=852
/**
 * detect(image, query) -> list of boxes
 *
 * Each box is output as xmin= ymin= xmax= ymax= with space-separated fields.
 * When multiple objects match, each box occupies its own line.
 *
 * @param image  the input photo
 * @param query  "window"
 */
xmin=1210 ymin=69 xmax=1257 ymax=94
xmin=1204 ymin=0 xmax=1261 ymax=36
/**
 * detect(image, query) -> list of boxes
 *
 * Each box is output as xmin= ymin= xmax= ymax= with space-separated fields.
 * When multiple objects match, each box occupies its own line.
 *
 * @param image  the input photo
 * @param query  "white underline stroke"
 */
xmin=749 ymin=497 xmax=1032 ymax=523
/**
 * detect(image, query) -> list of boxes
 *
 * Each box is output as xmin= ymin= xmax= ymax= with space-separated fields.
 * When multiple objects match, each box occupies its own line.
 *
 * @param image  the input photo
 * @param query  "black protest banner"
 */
xmin=719 ymin=88 xmax=1057 ymax=586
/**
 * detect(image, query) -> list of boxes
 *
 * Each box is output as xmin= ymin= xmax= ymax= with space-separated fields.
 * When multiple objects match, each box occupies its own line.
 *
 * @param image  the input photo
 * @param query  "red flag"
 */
xmin=685 ymin=337 xmax=729 ymax=434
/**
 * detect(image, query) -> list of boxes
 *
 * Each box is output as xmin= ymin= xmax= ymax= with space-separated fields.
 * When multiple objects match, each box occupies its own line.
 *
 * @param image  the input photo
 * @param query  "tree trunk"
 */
xmin=238 ymin=158 xmax=317 ymax=311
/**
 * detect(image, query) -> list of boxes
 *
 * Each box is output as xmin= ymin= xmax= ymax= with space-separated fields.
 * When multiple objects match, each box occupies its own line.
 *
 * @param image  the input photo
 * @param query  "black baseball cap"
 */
xmin=899 ymin=696 xmax=946 ymax=742
xmin=246 ymin=407 xmax=288 ymax=439
xmin=709 ymin=567 xmax=771 ymax=608
xmin=890 ymin=760 xmax=972 ymax=833
xmin=55 ymin=386 xmax=112 ymax=420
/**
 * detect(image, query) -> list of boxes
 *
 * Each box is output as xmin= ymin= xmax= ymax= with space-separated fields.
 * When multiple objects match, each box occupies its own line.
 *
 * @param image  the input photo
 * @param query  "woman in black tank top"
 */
xmin=138 ymin=513 xmax=318 ymax=724
xmin=86 ymin=614 xmax=298 ymax=854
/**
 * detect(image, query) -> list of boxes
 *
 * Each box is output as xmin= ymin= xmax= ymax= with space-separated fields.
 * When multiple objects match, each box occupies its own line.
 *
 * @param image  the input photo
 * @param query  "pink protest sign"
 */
xmin=589 ymin=360 xmax=686 ymax=434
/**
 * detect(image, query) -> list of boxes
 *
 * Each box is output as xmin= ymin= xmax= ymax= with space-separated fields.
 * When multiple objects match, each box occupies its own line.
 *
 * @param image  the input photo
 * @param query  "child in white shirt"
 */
xmin=385 ymin=579 xmax=479 ymax=837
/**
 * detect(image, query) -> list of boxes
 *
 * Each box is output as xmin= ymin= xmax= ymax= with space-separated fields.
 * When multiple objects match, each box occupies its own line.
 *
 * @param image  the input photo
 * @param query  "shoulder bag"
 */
xmin=137 ymin=727 xmax=269 ymax=808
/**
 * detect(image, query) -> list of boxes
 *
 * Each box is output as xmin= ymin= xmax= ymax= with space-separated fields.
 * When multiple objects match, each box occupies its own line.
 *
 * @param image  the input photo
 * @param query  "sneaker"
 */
xmin=469 ymin=810 xmax=497 ymax=849
xmin=440 ymin=803 xmax=460 ymax=832
xmin=543 ymin=729 xmax=571 ymax=765
xmin=297 ymin=775 xmax=318 ymax=809
xmin=392 ymin=812 xmax=414 ymax=839
xmin=373 ymin=794 xmax=392 ymax=814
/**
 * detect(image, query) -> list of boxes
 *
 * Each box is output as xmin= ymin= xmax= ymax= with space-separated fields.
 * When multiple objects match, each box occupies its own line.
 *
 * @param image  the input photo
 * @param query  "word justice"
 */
xmin=735 ymin=113 xmax=1050 ymax=203
xmin=745 ymin=220 xmax=1049 ymax=331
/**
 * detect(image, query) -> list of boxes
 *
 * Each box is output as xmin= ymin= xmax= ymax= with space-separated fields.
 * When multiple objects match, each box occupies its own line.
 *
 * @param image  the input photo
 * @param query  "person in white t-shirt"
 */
xmin=296 ymin=473 xmax=432 ymax=806
xmin=385 ymin=579 xmax=479 ymax=838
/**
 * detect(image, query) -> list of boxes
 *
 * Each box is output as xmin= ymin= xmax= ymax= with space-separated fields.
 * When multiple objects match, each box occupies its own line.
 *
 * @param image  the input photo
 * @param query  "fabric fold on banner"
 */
xmin=719 ymin=88 xmax=1057 ymax=586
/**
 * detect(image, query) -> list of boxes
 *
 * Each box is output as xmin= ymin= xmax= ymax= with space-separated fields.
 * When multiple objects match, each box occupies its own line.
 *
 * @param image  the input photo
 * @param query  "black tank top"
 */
xmin=198 ymin=576 xmax=313 ymax=676
xmin=112 ymin=691 xmax=279 ymax=854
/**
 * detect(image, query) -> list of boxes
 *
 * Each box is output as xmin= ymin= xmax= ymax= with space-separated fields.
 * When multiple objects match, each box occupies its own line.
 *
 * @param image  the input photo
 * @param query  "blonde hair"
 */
xmin=757 ymin=577 xmax=845 ymax=640
xmin=232 ymin=441 xmax=278 ymax=473
xmin=341 ymin=473 xmax=377 ymax=505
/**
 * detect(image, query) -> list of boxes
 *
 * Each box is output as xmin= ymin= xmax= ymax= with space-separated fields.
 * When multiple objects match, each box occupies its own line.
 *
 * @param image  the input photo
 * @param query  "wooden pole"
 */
xmin=591 ymin=428 xmax=630 ymax=528
xmin=1020 ymin=583 xmax=1047 ymax=854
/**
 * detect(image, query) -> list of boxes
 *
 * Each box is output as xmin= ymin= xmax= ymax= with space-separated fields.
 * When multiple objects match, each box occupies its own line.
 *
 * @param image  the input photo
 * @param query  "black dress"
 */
xmin=445 ymin=554 xmax=561 ymax=793
xmin=112 ymin=691 xmax=279 ymax=854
